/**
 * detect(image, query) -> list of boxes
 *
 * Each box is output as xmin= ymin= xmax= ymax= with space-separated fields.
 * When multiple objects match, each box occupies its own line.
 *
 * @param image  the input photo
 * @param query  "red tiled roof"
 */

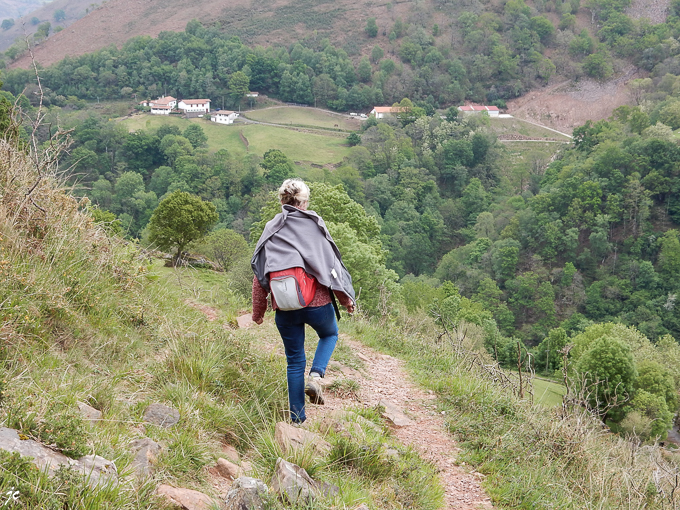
xmin=458 ymin=105 xmax=500 ymax=112
xmin=181 ymin=99 xmax=210 ymax=105
xmin=372 ymin=106 xmax=406 ymax=113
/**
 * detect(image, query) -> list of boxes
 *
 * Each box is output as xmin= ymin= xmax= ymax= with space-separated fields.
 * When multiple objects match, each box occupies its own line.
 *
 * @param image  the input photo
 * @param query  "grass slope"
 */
xmin=244 ymin=106 xmax=363 ymax=131
xmin=121 ymin=114 xmax=352 ymax=165
xmin=0 ymin=136 xmax=443 ymax=509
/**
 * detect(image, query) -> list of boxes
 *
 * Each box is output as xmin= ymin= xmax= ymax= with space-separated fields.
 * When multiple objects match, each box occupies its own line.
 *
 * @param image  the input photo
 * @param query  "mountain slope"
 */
xmin=9 ymin=0 xmax=429 ymax=69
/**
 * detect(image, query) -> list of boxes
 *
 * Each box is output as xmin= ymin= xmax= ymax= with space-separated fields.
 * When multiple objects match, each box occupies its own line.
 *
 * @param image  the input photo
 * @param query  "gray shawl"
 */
xmin=251 ymin=205 xmax=355 ymax=302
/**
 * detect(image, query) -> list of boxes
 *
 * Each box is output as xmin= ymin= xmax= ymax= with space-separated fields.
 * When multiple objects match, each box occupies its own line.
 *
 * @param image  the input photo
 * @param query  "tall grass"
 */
xmin=343 ymin=312 xmax=680 ymax=509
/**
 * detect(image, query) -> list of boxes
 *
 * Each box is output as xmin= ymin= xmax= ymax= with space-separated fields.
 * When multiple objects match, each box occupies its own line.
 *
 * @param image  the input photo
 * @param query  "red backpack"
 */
xmin=269 ymin=267 xmax=318 ymax=311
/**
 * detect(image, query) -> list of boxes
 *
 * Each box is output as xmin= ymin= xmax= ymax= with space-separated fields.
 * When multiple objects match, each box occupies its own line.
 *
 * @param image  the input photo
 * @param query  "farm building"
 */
xmin=211 ymin=110 xmax=239 ymax=124
xmin=178 ymin=99 xmax=211 ymax=113
xmin=370 ymin=106 xmax=406 ymax=119
xmin=142 ymin=96 xmax=177 ymax=115
xmin=457 ymin=105 xmax=500 ymax=117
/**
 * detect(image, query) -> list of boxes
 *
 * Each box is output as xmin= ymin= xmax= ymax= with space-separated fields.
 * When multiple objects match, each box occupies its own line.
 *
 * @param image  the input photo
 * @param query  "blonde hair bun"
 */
xmin=278 ymin=179 xmax=310 ymax=206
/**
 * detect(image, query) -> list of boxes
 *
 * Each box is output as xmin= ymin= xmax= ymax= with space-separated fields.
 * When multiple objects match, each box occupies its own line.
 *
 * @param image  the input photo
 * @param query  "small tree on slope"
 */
xmin=148 ymin=190 xmax=218 ymax=266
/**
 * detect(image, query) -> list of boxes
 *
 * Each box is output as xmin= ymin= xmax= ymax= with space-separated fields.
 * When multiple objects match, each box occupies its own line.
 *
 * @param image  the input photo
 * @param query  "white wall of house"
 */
xmin=211 ymin=112 xmax=239 ymax=124
xmin=178 ymin=100 xmax=210 ymax=113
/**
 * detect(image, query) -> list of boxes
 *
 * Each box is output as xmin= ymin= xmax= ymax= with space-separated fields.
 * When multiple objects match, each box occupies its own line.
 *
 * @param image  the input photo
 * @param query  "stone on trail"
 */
xmin=129 ymin=437 xmax=162 ymax=477
xmin=223 ymin=476 xmax=269 ymax=510
xmin=221 ymin=443 xmax=240 ymax=463
xmin=380 ymin=400 xmax=415 ymax=428
xmin=270 ymin=457 xmax=339 ymax=503
xmin=354 ymin=505 xmax=370 ymax=510
xmin=215 ymin=457 xmax=243 ymax=481
xmin=77 ymin=401 xmax=102 ymax=423
xmin=0 ymin=427 xmax=118 ymax=486
xmin=274 ymin=422 xmax=331 ymax=456
xmin=143 ymin=403 xmax=180 ymax=428
xmin=236 ymin=314 xmax=255 ymax=329
xmin=157 ymin=484 xmax=219 ymax=510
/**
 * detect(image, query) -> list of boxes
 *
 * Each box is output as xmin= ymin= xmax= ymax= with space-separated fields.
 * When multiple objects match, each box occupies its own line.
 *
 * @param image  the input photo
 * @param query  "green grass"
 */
xmin=489 ymin=117 xmax=572 ymax=141
xmin=244 ymin=106 xmax=362 ymax=131
xmin=341 ymin=315 xmax=680 ymax=509
xmin=120 ymin=115 xmax=352 ymax=165
xmin=532 ymin=377 xmax=566 ymax=407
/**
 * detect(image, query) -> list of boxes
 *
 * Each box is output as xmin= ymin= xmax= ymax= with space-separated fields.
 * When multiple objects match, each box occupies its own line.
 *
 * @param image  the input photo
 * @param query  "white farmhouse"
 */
xmin=211 ymin=110 xmax=239 ymax=125
xmin=457 ymin=105 xmax=500 ymax=117
xmin=147 ymin=96 xmax=177 ymax=115
xmin=178 ymin=99 xmax=211 ymax=113
xmin=370 ymin=106 xmax=398 ymax=119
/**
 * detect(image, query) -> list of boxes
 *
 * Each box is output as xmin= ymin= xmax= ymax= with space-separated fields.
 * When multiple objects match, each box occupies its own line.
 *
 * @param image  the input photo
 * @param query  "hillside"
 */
xmin=0 ymin=0 xmax=89 ymax=53
xmin=0 ymin=0 xmax=51 ymax=21
xmin=7 ymin=0 xmax=424 ymax=69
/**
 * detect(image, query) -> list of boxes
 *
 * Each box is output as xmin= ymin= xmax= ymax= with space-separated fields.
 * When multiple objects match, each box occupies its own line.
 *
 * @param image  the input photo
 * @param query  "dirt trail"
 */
xmin=235 ymin=313 xmax=493 ymax=510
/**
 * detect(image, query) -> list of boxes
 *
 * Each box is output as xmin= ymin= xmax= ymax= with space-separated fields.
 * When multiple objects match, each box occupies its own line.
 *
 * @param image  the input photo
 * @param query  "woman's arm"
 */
xmin=252 ymin=276 xmax=268 ymax=324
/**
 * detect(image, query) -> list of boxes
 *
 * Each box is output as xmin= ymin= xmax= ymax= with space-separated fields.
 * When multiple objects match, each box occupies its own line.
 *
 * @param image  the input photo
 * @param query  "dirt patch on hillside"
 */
xmin=626 ymin=0 xmax=670 ymax=23
xmin=507 ymin=67 xmax=642 ymax=132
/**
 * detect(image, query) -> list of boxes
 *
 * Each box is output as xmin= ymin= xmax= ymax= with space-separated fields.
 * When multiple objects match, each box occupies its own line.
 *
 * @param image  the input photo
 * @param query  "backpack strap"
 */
xmin=330 ymin=290 xmax=341 ymax=322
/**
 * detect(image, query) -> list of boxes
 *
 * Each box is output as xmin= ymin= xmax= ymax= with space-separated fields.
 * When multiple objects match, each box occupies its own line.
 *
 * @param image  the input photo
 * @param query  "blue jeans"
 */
xmin=275 ymin=303 xmax=338 ymax=423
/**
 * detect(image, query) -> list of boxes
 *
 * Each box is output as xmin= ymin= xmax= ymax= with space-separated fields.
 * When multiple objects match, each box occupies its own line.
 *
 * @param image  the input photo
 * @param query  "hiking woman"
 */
xmin=251 ymin=179 xmax=355 ymax=424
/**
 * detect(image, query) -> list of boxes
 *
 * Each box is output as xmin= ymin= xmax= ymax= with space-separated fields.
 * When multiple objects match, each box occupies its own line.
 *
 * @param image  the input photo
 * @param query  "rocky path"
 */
xmin=236 ymin=313 xmax=493 ymax=510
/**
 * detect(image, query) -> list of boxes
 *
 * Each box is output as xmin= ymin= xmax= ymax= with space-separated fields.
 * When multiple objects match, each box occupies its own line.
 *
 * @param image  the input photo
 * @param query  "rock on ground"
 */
xmin=77 ymin=402 xmax=102 ymax=423
xmin=129 ymin=437 xmax=162 ymax=477
xmin=270 ymin=458 xmax=319 ymax=504
xmin=274 ymin=421 xmax=331 ymax=456
xmin=215 ymin=458 xmax=243 ymax=481
xmin=143 ymin=403 xmax=180 ymax=428
xmin=157 ymin=484 xmax=219 ymax=510
xmin=223 ymin=477 xmax=269 ymax=510
xmin=0 ymin=427 xmax=117 ymax=486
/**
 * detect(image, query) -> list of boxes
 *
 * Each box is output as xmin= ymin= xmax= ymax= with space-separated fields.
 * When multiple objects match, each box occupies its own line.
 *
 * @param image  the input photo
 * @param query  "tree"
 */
xmin=357 ymin=57 xmax=372 ymax=83
xmin=347 ymin=132 xmax=361 ymax=146
xmin=148 ymin=191 xmax=218 ymax=265
xmin=30 ymin=17 xmax=40 ymax=25
xmin=1 ymin=19 xmax=14 ymax=31
xmin=366 ymin=18 xmax=378 ymax=37
xmin=260 ymin=149 xmax=296 ymax=185
xmin=183 ymin=124 xmax=207 ymax=149
xmin=371 ymin=45 xmax=384 ymax=64
xmin=54 ymin=9 xmax=66 ymax=22
xmin=228 ymin=71 xmax=250 ymax=105
xmin=199 ymin=228 xmax=249 ymax=271
xmin=576 ymin=335 xmax=637 ymax=418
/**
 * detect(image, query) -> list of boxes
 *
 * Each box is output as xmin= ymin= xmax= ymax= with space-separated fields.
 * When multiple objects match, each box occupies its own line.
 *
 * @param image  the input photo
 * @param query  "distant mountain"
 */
xmin=0 ymin=0 xmax=89 ymax=53
xmin=6 ymin=0 xmax=443 ymax=69
xmin=0 ymin=0 xmax=52 ymax=20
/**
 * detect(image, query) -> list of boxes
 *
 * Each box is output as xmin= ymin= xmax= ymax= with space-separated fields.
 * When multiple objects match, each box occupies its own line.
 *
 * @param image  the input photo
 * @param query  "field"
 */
xmin=533 ymin=377 xmax=566 ymax=407
xmin=244 ymin=106 xmax=363 ymax=131
xmin=120 ymin=114 xmax=352 ymax=165
xmin=489 ymin=117 xmax=573 ymax=141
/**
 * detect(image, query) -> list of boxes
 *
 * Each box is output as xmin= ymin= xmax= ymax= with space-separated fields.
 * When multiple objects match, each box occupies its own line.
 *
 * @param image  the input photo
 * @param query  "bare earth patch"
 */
xmin=626 ymin=0 xmax=670 ymax=24
xmin=507 ymin=67 xmax=642 ymax=132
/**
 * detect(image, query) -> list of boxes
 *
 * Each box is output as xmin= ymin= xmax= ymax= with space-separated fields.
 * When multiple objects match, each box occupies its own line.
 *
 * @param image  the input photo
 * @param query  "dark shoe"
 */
xmin=305 ymin=375 xmax=325 ymax=405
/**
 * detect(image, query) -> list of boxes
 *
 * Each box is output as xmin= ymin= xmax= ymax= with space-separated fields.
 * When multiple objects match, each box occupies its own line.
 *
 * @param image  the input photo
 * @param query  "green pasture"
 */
xmin=244 ymin=106 xmax=362 ymax=131
xmin=489 ymin=117 xmax=572 ymax=141
xmin=533 ymin=377 xmax=566 ymax=407
xmin=120 ymin=114 xmax=352 ymax=165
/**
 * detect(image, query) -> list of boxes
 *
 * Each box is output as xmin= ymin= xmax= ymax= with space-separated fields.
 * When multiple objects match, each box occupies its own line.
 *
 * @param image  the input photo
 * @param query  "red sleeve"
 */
xmin=252 ymin=276 xmax=268 ymax=322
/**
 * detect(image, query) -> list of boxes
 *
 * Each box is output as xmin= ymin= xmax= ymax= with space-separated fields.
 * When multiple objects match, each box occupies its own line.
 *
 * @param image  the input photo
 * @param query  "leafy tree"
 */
xmin=366 ymin=18 xmax=378 ymax=38
xmin=1 ymin=19 xmax=14 ymax=31
xmin=357 ymin=57 xmax=372 ymax=83
xmin=30 ymin=17 xmax=40 ymax=25
xmin=148 ymin=191 xmax=218 ymax=265
xmin=228 ymin=71 xmax=250 ymax=105
xmin=620 ymin=390 xmax=673 ymax=440
xmin=347 ymin=132 xmax=361 ymax=146
xmin=183 ymin=124 xmax=207 ymax=149
xmin=370 ymin=45 xmax=384 ymax=64
xmin=583 ymin=52 xmax=613 ymax=79
xmin=54 ymin=9 xmax=66 ymax=22
xmin=198 ymin=228 xmax=249 ymax=271
xmin=260 ymin=149 xmax=296 ymax=185
xmin=576 ymin=335 xmax=637 ymax=418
